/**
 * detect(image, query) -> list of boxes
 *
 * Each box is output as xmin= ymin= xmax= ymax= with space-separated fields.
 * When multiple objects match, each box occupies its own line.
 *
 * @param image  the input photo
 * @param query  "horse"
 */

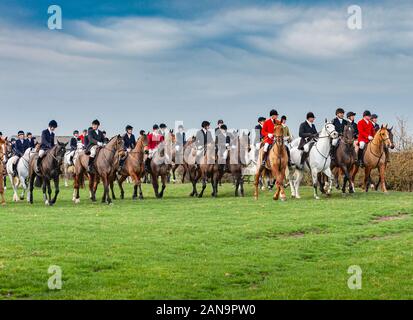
xmin=147 ymin=132 xmax=175 ymax=198
xmin=373 ymin=126 xmax=395 ymax=191
xmin=182 ymin=137 xmax=201 ymax=196
xmin=0 ymin=137 xmax=8 ymax=205
xmin=254 ymin=123 xmax=289 ymax=201
xmin=6 ymin=147 xmax=36 ymax=202
xmin=331 ymin=124 xmax=357 ymax=194
xmin=28 ymin=142 xmax=67 ymax=205
xmin=117 ymin=134 xmax=148 ymax=200
xmin=73 ymin=135 xmax=125 ymax=205
xmin=289 ymin=121 xmax=339 ymax=200
xmin=359 ymin=125 xmax=392 ymax=193
xmin=219 ymin=131 xmax=251 ymax=197
xmin=63 ymin=140 xmax=85 ymax=187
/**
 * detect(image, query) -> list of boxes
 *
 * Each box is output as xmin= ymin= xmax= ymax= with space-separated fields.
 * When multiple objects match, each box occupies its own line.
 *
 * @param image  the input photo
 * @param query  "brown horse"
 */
xmin=182 ymin=137 xmax=201 ymax=196
xmin=331 ymin=124 xmax=357 ymax=194
xmin=254 ymin=123 xmax=288 ymax=201
xmin=356 ymin=125 xmax=392 ymax=193
xmin=29 ymin=142 xmax=67 ymax=205
xmin=0 ymin=137 xmax=8 ymax=205
xmin=73 ymin=135 xmax=125 ymax=204
xmin=117 ymin=134 xmax=148 ymax=200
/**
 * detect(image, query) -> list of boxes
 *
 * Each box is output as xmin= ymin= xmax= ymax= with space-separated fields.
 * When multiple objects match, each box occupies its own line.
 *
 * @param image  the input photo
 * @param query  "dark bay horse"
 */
xmin=254 ymin=123 xmax=288 ymax=201
xmin=219 ymin=131 xmax=251 ymax=197
xmin=73 ymin=135 xmax=125 ymax=204
xmin=117 ymin=134 xmax=148 ymax=200
xmin=29 ymin=142 xmax=67 ymax=205
xmin=331 ymin=124 xmax=357 ymax=194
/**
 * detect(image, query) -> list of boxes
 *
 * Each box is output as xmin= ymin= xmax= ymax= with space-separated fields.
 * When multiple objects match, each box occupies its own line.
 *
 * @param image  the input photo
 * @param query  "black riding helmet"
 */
xmin=49 ymin=120 xmax=58 ymax=128
xmin=73 ymin=130 xmax=79 ymax=135
xmin=153 ymin=124 xmax=159 ymax=130
xmin=125 ymin=125 xmax=133 ymax=131
xmin=363 ymin=110 xmax=371 ymax=117
xmin=220 ymin=124 xmax=228 ymax=131
xmin=270 ymin=109 xmax=279 ymax=117
xmin=336 ymin=108 xmax=345 ymax=115
xmin=347 ymin=111 xmax=356 ymax=118
xmin=307 ymin=112 xmax=315 ymax=119
xmin=159 ymin=123 xmax=167 ymax=129
xmin=92 ymin=119 xmax=100 ymax=126
xmin=258 ymin=117 xmax=266 ymax=123
xmin=18 ymin=130 xmax=24 ymax=136
xmin=281 ymin=115 xmax=287 ymax=121
xmin=201 ymin=121 xmax=210 ymax=129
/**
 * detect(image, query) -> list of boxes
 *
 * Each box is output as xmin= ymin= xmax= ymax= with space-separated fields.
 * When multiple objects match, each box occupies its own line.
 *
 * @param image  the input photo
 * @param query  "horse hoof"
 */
xmin=315 ymin=196 xmax=320 ymax=200
xmin=19 ymin=196 xmax=24 ymax=201
xmin=281 ymin=197 xmax=286 ymax=202
xmin=132 ymin=196 xmax=137 ymax=201
xmin=75 ymin=199 xmax=80 ymax=204
xmin=45 ymin=200 xmax=50 ymax=206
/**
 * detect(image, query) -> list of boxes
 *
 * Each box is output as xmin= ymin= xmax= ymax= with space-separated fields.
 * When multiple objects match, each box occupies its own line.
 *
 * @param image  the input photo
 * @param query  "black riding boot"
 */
xmin=144 ymin=158 xmax=151 ymax=173
xmin=300 ymin=151 xmax=309 ymax=166
xmin=118 ymin=158 xmax=125 ymax=174
xmin=35 ymin=157 xmax=42 ymax=175
xmin=12 ymin=161 xmax=18 ymax=176
xmin=285 ymin=145 xmax=292 ymax=167
xmin=261 ymin=150 xmax=268 ymax=167
xmin=357 ymin=149 xmax=364 ymax=167
xmin=87 ymin=157 xmax=95 ymax=173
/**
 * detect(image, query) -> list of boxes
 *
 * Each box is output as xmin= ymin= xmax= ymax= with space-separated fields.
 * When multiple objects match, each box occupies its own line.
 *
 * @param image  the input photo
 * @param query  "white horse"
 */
xmin=64 ymin=141 xmax=84 ymax=187
xmin=6 ymin=147 xmax=36 ymax=202
xmin=288 ymin=121 xmax=339 ymax=200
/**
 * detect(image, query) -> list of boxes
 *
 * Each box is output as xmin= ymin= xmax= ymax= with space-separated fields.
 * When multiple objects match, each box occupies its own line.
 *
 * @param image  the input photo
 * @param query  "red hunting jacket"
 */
xmin=261 ymin=118 xmax=281 ymax=144
xmin=357 ymin=119 xmax=376 ymax=144
xmin=147 ymin=132 xmax=164 ymax=150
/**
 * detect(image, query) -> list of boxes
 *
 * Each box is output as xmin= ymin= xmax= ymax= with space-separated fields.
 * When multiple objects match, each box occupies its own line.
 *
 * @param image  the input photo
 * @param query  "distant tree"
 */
xmin=394 ymin=116 xmax=413 ymax=151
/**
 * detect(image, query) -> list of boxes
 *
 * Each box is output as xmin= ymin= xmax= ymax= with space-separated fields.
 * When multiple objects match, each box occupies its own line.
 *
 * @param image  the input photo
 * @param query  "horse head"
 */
xmin=273 ymin=123 xmax=285 ymax=145
xmin=387 ymin=126 xmax=395 ymax=150
xmin=323 ymin=122 xmax=339 ymax=140
xmin=343 ymin=124 xmax=355 ymax=145
xmin=56 ymin=141 xmax=68 ymax=158
xmin=378 ymin=125 xmax=392 ymax=148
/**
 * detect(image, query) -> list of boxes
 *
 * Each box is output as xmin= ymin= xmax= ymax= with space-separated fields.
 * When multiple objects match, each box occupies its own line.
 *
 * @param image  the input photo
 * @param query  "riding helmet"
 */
xmin=269 ymin=109 xmax=279 ymax=116
xmin=201 ymin=121 xmax=210 ymax=129
xmin=336 ymin=108 xmax=345 ymax=115
xmin=160 ymin=123 xmax=167 ymax=129
xmin=49 ymin=120 xmax=58 ymax=128
xmin=153 ymin=124 xmax=159 ymax=130
xmin=0 ymin=132 xmax=2 ymax=136
xmin=125 ymin=125 xmax=133 ymax=131
xmin=92 ymin=119 xmax=100 ymax=126
xmin=18 ymin=130 xmax=24 ymax=136
xmin=281 ymin=115 xmax=287 ymax=121
xmin=140 ymin=130 xmax=146 ymax=135
xmin=371 ymin=114 xmax=378 ymax=120
xmin=347 ymin=111 xmax=356 ymax=118
xmin=306 ymin=112 xmax=315 ymax=119
xmin=220 ymin=124 xmax=228 ymax=131
xmin=73 ymin=130 xmax=79 ymax=135
xmin=363 ymin=110 xmax=371 ymax=117
xmin=258 ymin=117 xmax=266 ymax=123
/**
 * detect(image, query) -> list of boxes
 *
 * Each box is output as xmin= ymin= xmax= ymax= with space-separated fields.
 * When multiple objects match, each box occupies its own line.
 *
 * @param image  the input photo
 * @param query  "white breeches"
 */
xmin=39 ymin=150 xmax=46 ymax=158
xmin=263 ymin=143 xmax=270 ymax=152
xmin=359 ymin=141 xmax=366 ymax=150
xmin=90 ymin=145 xmax=98 ymax=158
xmin=11 ymin=155 xmax=19 ymax=164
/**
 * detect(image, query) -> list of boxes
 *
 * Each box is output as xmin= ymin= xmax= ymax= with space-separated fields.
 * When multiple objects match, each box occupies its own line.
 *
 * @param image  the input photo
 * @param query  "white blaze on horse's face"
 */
xmin=326 ymin=123 xmax=339 ymax=139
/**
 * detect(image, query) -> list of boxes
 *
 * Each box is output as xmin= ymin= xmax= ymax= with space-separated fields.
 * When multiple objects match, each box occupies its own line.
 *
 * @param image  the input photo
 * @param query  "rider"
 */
xmin=281 ymin=115 xmax=292 ymax=166
xmin=331 ymin=108 xmax=348 ymax=161
xmin=36 ymin=120 xmax=57 ymax=174
xmin=347 ymin=111 xmax=359 ymax=139
xmin=86 ymin=120 xmax=105 ymax=173
xmin=371 ymin=114 xmax=380 ymax=132
xmin=119 ymin=125 xmax=136 ymax=173
xmin=195 ymin=121 xmax=213 ymax=165
xmin=26 ymin=132 xmax=36 ymax=148
xmin=145 ymin=124 xmax=165 ymax=171
xmin=298 ymin=112 xmax=318 ymax=165
xmin=261 ymin=109 xmax=280 ymax=166
xmin=254 ymin=117 xmax=266 ymax=151
xmin=11 ymin=131 xmax=30 ymax=176
xmin=216 ymin=124 xmax=231 ymax=171
xmin=159 ymin=123 xmax=168 ymax=137
xmin=215 ymin=120 xmax=224 ymax=134
xmin=357 ymin=110 xmax=376 ymax=167
xmin=68 ymin=130 xmax=80 ymax=166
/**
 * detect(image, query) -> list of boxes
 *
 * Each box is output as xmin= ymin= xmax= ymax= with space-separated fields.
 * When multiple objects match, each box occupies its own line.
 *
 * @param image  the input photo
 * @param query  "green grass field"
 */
xmin=0 ymin=181 xmax=412 ymax=300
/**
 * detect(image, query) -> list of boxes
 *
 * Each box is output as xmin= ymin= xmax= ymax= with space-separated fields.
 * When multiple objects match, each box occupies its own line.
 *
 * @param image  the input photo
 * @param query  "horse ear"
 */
xmin=325 ymin=118 xmax=328 ymax=123
xmin=389 ymin=126 xmax=393 ymax=131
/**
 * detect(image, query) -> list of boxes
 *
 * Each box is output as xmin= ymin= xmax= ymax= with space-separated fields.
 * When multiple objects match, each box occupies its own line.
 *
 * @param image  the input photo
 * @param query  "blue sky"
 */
xmin=0 ymin=0 xmax=412 ymax=136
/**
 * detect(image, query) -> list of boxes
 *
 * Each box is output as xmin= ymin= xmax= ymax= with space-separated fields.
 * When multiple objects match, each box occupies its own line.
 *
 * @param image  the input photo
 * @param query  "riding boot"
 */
xmin=285 ymin=145 xmax=292 ymax=167
xmin=330 ymin=145 xmax=337 ymax=162
xmin=357 ymin=149 xmax=364 ymax=167
xmin=300 ymin=152 xmax=308 ymax=166
xmin=35 ymin=157 xmax=42 ymax=175
xmin=117 ymin=158 xmax=125 ymax=174
xmin=261 ymin=151 xmax=268 ymax=167
xmin=12 ymin=162 xmax=18 ymax=176
xmin=144 ymin=158 xmax=151 ymax=173
xmin=87 ymin=157 xmax=95 ymax=173
xmin=69 ymin=155 xmax=74 ymax=166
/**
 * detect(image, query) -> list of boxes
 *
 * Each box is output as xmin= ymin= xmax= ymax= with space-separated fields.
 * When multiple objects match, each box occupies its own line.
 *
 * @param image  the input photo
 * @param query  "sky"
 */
xmin=0 ymin=0 xmax=412 ymax=137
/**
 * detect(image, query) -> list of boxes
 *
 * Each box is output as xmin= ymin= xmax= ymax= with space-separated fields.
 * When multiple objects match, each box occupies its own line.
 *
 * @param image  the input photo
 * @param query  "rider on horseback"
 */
xmin=216 ymin=124 xmax=231 ymax=172
xmin=68 ymin=130 xmax=80 ymax=166
xmin=35 ymin=120 xmax=57 ymax=175
xmin=11 ymin=130 xmax=30 ymax=176
xmin=261 ymin=109 xmax=280 ymax=166
xmin=357 ymin=110 xmax=375 ymax=167
xmin=87 ymin=120 xmax=105 ymax=173
xmin=347 ymin=111 xmax=359 ymax=139
xmin=281 ymin=115 xmax=293 ymax=167
xmin=298 ymin=112 xmax=318 ymax=165
xmin=195 ymin=121 xmax=213 ymax=166
xmin=145 ymin=124 xmax=164 ymax=172
xmin=118 ymin=125 xmax=136 ymax=173
xmin=330 ymin=108 xmax=348 ymax=162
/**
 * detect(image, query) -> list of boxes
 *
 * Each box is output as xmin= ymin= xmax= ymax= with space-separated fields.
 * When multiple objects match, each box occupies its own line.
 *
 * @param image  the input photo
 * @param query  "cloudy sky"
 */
xmin=0 ymin=0 xmax=412 ymax=136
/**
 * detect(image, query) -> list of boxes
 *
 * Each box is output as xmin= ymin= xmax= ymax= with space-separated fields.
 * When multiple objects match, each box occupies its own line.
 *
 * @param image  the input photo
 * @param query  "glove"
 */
xmin=368 ymin=136 xmax=373 ymax=141
xmin=268 ymin=134 xmax=274 ymax=138
xmin=97 ymin=142 xmax=103 ymax=146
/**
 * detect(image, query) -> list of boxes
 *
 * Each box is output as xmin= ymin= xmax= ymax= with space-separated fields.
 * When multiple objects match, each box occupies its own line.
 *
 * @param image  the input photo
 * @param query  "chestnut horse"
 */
xmin=73 ymin=135 xmax=125 ymax=204
xmin=117 ymin=134 xmax=148 ymax=200
xmin=254 ymin=123 xmax=288 ymax=201
xmin=355 ymin=125 xmax=392 ymax=193
xmin=28 ymin=142 xmax=67 ymax=205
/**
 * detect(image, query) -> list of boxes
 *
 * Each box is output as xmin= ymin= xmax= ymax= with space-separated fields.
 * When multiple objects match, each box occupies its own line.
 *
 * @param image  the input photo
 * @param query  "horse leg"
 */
xmin=311 ymin=170 xmax=320 ymax=200
xmin=181 ymin=166 xmax=186 ymax=184
xmin=73 ymin=172 xmax=80 ymax=204
xmin=364 ymin=167 xmax=372 ymax=192
xmin=198 ymin=175 xmax=207 ymax=198
xmin=117 ymin=175 xmax=126 ymax=200
xmin=235 ymin=176 xmax=240 ymax=197
xmin=29 ymin=173 xmax=35 ymax=204
xmin=240 ymin=176 xmax=245 ymax=197
xmin=50 ymin=176 xmax=60 ymax=205
xmin=341 ymin=166 xmax=349 ymax=194
xmin=110 ymin=179 xmax=116 ymax=200
xmin=254 ymin=167 xmax=264 ymax=200
xmin=9 ymin=174 xmax=19 ymax=202
xmin=101 ymin=175 xmax=111 ymax=204
xmin=159 ymin=174 xmax=166 ymax=198
xmin=151 ymin=173 xmax=160 ymax=198
xmin=137 ymin=177 xmax=144 ymax=200
xmin=20 ymin=175 xmax=27 ymax=201
xmin=379 ymin=164 xmax=388 ymax=193
xmin=64 ymin=165 xmax=69 ymax=187
xmin=295 ymin=170 xmax=303 ymax=199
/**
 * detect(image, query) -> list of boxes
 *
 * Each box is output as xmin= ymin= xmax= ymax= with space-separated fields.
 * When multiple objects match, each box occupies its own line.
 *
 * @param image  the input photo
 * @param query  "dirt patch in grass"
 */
xmin=247 ymin=227 xmax=326 ymax=240
xmin=372 ymin=213 xmax=410 ymax=223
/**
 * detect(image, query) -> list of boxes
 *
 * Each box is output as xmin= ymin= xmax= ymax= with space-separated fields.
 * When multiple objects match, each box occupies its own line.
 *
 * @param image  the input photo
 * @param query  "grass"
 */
xmin=0 ymin=180 xmax=412 ymax=300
